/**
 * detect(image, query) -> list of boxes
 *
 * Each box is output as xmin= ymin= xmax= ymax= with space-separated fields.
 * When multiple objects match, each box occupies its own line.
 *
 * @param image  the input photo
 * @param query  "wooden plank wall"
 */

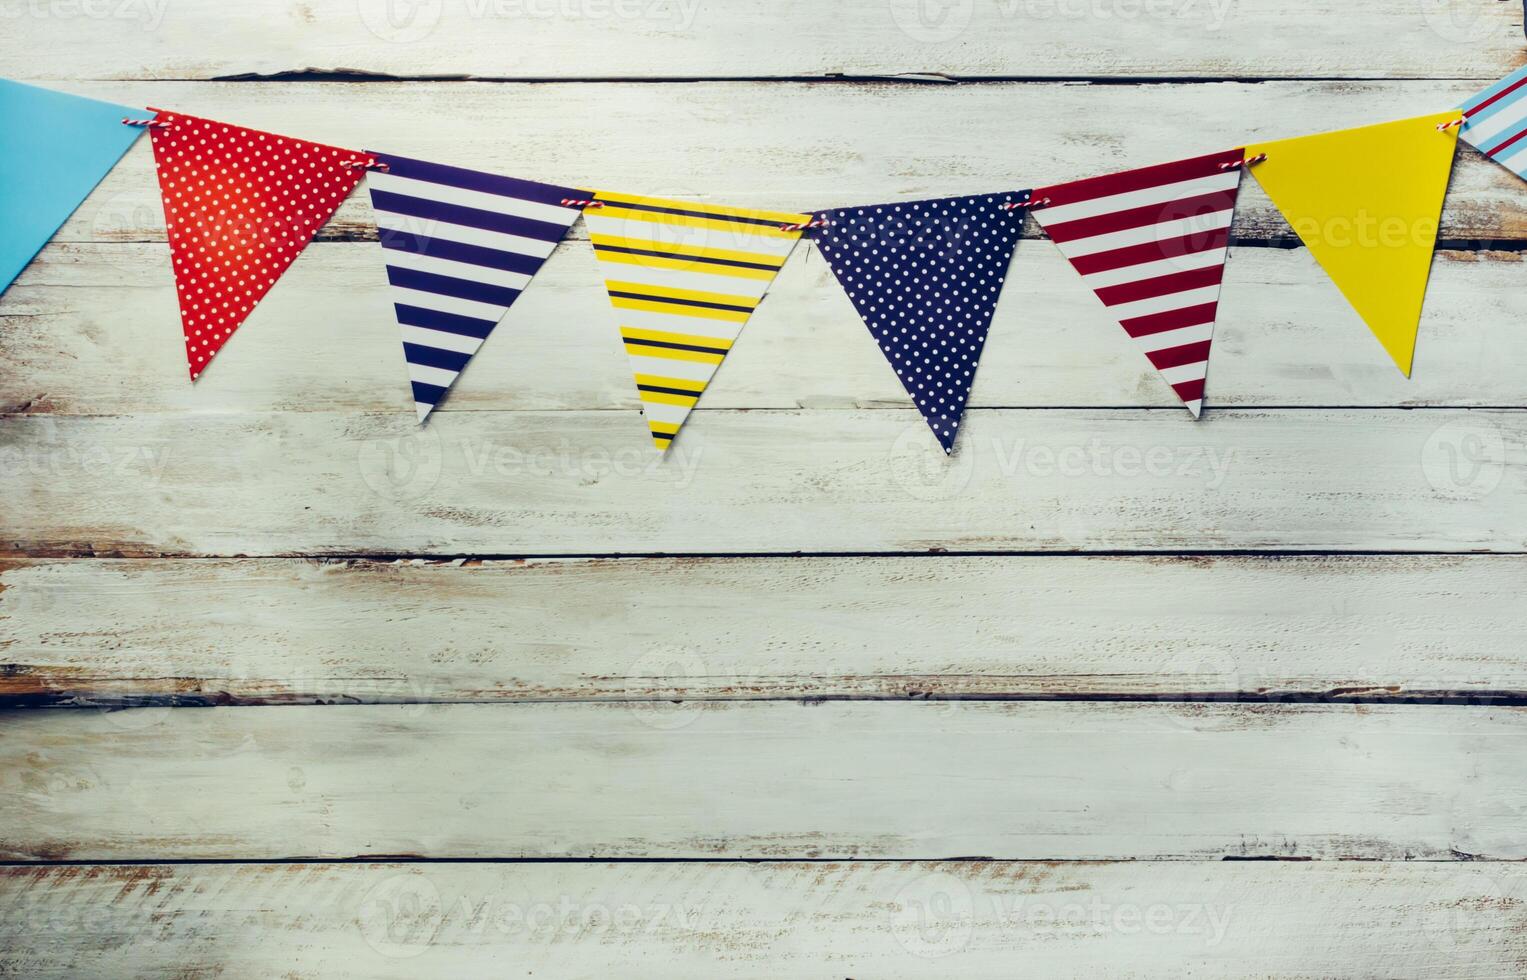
xmin=2 ymin=2 xmax=1526 ymax=975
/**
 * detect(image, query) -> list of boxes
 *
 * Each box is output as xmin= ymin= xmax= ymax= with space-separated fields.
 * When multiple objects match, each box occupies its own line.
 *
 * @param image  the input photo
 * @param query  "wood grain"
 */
xmin=1 ymin=3 xmax=1523 ymax=977
xmin=2 ymin=409 xmax=1521 ymax=557
xmin=8 ymin=244 xmax=1527 ymax=415
xmin=0 ymin=0 xmax=1519 ymax=81
xmin=15 ymin=81 xmax=1527 ymax=246
xmin=2 ymin=861 xmax=1524 ymax=977
xmin=3 ymin=555 xmax=1525 ymax=705
xmin=3 ymin=700 xmax=1524 ymax=861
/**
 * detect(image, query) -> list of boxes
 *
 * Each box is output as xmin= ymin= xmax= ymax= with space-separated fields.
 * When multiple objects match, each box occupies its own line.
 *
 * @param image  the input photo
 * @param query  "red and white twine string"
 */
xmin=1436 ymin=118 xmax=1465 ymax=131
xmin=1000 ymin=196 xmax=1049 ymax=211
xmin=1218 ymin=153 xmax=1267 ymax=170
xmin=121 ymin=117 xmax=170 ymax=129
xmin=341 ymin=158 xmax=390 ymax=172
xmin=561 ymin=198 xmax=605 ymax=209
xmin=779 ymin=217 xmax=830 ymax=232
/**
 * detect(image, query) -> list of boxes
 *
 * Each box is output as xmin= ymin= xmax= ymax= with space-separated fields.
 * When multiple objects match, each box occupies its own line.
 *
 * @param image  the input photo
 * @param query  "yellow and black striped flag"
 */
xmin=585 ymin=192 xmax=809 ymax=451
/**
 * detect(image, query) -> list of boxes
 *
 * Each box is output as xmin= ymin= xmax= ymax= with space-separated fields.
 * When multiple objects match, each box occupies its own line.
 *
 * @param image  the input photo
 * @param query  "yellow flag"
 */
xmin=1246 ymin=112 xmax=1459 ymax=375
xmin=585 ymin=192 xmax=808 ymax=452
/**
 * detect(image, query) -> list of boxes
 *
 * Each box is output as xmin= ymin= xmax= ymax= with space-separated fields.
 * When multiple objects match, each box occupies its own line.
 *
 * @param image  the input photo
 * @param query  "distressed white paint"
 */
xmin=3 ymin=701 xmax=1525 ymax=860
xmin=0 ymin=0 xmax=1519 ymax=81
xmin=2 ymin=409 xmax=1521 ymax=556
xmin=3 ymin=555 xmax=1526 ymax=703
xmin=2 ymin=6 xmax=1524 ymax=976
xmin=2 ymin=861 xmax=1524 ymax=978
xmin=13 ymin=81 xmax=1525 ymax=247
xmin=7 ymin=244 xmax=1527 ymax=414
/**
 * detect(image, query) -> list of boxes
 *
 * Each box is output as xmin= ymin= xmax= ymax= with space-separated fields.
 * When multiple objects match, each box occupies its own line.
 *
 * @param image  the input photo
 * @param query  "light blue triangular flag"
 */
xmin=1459 ymin=65 xmax=1527 ymax=180
xmin=0 ymin=80 xmax=145 ymax=295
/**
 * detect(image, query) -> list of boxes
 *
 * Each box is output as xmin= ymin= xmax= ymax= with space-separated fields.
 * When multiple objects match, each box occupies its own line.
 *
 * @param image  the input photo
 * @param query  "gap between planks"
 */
xmin=208 ymin=72 xmax=1527 ymax=83
xmin=0 ymin=856 xmax=1448 ymax=866
xmin=11 ymin=693 xmax=1527 ymax=710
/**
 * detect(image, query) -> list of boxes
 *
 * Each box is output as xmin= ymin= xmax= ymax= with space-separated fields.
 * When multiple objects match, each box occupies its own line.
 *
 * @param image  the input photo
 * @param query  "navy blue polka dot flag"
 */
xmin=811 ymin=192 xmax=1028 ymax=454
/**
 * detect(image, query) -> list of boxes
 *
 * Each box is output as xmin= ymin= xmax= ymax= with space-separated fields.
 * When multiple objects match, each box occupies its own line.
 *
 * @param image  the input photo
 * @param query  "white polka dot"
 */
xmin=152 ymin=113 xmax=364 ymax=379
xmin=814 ymin=193 xmax=1025 ymax=453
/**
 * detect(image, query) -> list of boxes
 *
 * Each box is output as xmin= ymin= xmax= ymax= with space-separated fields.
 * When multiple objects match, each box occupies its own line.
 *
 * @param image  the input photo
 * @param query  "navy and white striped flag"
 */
xmin=366 ymin=152 xmax=587 ymax=421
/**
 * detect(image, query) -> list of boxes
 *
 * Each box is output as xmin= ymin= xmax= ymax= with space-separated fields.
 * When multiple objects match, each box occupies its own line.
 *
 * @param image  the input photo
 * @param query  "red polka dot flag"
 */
xmin=146 ymin=109 xmax=370 ymax=379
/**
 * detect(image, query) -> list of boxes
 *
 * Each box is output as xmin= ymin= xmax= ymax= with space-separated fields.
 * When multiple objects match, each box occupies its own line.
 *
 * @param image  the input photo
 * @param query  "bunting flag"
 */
xmin=812 ymin=193 xmax=1028 ymax=452
xmin=146 ymin=109 xmax=370 ymax=379
xmin=0 ymin=80 xmax=145 ymax=296
xmin=1030 ymin=150 xmax=1247 ymax=417
xmin=1459 ymin=65 xmax=1527 ymax=180
xmin=585 ymin=192 xmax=808 ymax=451
xmin=1246 ymin=113 xmax=1459 ymax=376
xmin=0 ymin=77 xmax=1507 ymax=444
xmin=365 ymin=153 xmax=585 ymax=421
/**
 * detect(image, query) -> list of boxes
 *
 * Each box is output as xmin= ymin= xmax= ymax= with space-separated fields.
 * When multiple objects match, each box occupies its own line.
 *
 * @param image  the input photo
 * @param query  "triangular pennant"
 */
xmin=812 ymin=193 xmax=1027 ymax=452
xmin=365 ymin=153 xmax=585 ymax=422
xmin=585 ymin=192 xmax=808 ymax=451
xmin=146 ymin=109 xmax=370 ymax=380
xmin=0 ymin=81 xmax=145 ymax=296
xmin=1246 ymin=113 xmax=1459 ymax=376
xmin=1031 ymin=149 xmax=1246 ymax=417
xmin=1459 ymin=65 xmax=1527 ymax=181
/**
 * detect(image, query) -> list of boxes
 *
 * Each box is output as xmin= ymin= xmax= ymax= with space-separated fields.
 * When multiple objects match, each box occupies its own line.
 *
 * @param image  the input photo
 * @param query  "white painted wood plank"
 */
xmin=2 ymin=701 xmax=1523 ymax=860
xmin=1 ymin=409 xmax=1521 ymax=556
xmin=18 ymin=81 xmax=1526 ymax=246
xmin=0 ymin=0 xmax=1519 ymax=81
xmin=7 ymin=243 xmax=1527 ymax=414
xmin=3 ymin=555 xmax=1525 ymax=704
xmin=2 ymin=861 xmax=1524 ymax=977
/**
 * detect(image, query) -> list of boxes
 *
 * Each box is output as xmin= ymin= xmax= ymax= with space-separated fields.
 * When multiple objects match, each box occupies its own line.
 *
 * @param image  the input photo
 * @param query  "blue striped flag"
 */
xmin=366 ymin=152 xmax=587 ymax=421
xmin=1460 ymin=66 xmax=1527 ymax=181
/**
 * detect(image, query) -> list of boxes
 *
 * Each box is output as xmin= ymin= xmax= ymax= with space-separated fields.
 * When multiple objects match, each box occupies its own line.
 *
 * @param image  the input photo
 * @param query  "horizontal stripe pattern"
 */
xmin=587 ymin=192 xmax=809 ymax=450
xmin=1033 ymin=150 xmax=1246 ymax=417
xmin=1462 ymin=65 xmax=1527 ymax=180
xmin=368 ymin=152 xmax=585 ymax=421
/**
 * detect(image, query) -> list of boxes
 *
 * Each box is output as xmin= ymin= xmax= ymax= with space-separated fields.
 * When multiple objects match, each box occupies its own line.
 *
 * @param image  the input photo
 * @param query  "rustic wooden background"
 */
xmin=4 ymin=1 xmax=1527 ymax=975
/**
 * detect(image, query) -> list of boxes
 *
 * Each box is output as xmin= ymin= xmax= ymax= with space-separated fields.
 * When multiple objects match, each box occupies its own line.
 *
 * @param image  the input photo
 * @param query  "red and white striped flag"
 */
xmin=1031 ymin=149 xmax=1247 ymax=417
